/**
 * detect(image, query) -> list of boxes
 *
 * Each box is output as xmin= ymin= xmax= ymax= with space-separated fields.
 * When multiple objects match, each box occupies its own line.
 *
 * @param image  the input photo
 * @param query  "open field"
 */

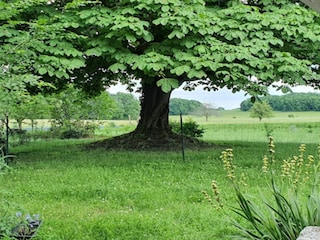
xmin=10 ymin=110 xmax=320 ymax=144
xmin=174 ymin=110 xmax=320 ymax=144
xmin=1 ymin=111 xmax=320 ymax=239
xmin=11 ymin=110 xmax=320 ymax=129
xmin=170 ymin=110 xmax=320 ymax=124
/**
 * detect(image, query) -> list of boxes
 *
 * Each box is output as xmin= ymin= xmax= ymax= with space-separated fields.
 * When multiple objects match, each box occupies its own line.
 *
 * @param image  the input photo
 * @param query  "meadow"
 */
xmin=1 ymin=110 xmax=320 ymax=239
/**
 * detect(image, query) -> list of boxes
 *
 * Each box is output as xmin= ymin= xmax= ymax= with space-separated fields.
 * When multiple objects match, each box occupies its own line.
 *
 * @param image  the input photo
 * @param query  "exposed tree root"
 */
xmin=87 ymin=132 xmax=215 ymax=151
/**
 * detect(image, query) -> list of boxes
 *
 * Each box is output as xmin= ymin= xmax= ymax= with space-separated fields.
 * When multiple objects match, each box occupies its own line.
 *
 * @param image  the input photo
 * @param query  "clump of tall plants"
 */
xmin=170 ymin=118 xmax=204 ymax=138
xmin=205 ymin=137 xmax=320 ymax=239
xmin=0 ymin=146 xmax=11 ymax=174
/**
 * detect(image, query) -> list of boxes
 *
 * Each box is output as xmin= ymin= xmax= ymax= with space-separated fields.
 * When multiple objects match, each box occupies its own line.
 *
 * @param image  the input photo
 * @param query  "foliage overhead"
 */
xmin=1 ymin=0 xmax=320 ymax=97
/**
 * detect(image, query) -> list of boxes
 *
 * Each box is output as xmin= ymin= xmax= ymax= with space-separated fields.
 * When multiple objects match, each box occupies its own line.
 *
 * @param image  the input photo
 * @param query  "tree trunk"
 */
xmin=88 ymin=80 xmax=212 ymax=150
xmin=133 ymin=81 xmax=172 ymax=140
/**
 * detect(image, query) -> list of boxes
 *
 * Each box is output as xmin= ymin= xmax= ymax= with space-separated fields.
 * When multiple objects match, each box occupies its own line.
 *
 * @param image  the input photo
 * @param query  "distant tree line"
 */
xmin=1 ymin=91 xmax=221 ymax=136
xmin=240 ymin=93 xmax=320 ymax=111
xmin=169 ymin=98 xmax=222 ymax=121
xmin=1 ymin=85 xmax=140 ymax=129
xmin=169 ymin=98 xmax=203 ymax=115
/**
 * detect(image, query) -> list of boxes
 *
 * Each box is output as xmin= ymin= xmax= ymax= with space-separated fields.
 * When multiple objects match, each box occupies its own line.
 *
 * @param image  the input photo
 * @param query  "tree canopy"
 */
xmin=250 ymin=101 xmax=274 ymax=121
xmin=1 ymin=0 xmax=320 ymax=149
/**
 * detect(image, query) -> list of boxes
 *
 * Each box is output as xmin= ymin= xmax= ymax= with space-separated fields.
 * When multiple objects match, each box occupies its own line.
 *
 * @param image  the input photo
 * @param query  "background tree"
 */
xmin=81 ymin=91 xmax=117 ymax=120
xmin=192 ymin=103 xmax=220 ymax=122
xmin=9 ymin=94 xmax=50 ymax=131
xmin=1 ymin=0 xmax=320 ymax=148
xmin=169 ymin=98 xmax=203 ymax=115
xmin=250 ymin=101 xmax=274 ymax=121
xmin=110 ymin=93 xmax=140 ymax=121
xmin=50 ymin=85 xmax=117 ymax=127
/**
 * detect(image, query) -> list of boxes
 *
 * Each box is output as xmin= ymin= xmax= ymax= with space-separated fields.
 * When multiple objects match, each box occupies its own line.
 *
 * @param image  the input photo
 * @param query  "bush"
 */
xmin=204 ymin=137 xmax=320 ymax=239
xmin=50 ymin=121 xmax=97 ymax=139
xmin=170 ymin=118 xmax=204 ymax=138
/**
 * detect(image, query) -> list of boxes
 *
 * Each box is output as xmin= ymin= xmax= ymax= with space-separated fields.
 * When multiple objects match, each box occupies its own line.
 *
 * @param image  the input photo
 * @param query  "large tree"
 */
xmin=1 ymin=0 xmax=320 ymax=148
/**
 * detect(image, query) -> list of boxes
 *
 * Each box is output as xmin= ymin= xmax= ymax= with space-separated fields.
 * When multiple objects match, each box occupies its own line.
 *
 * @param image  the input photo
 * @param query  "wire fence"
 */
xmin=201 ymin=122 xmax=320 ymax=144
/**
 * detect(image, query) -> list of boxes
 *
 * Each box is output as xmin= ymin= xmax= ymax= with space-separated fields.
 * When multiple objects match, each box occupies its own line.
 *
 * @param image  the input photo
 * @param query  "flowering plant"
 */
xmin=204 ymin=137 xmax=320 ymax=239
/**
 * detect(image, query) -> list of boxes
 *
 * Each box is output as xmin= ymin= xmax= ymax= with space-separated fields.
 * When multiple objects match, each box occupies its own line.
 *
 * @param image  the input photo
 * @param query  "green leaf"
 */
xmin=195 ymin=45 xmax=207 ymax=54
xmin=187 ymin=69 xmax=206 ymax=79
xmin=108 ymin=63 xmax=126 ymax=73
xmin=38 ymin=67 xmax=47 ymax=75
xmin=56 ymin=70 xmax=66 ymax=78
xmin=147 ymin=63 xmax=162 ymax=71
xmin=183 ymin=40 xmax=196 ymax=49
xmin=171 ymin=65 xmax=190 ymax=76
xmin=161 ymin=5 xmax=170 ymax=12
xmin=168 ymin=30 xmax=185 ymax=39
xmin=280 ymin=86 xmax=293 ymax=94
xmin=68 ymin=58 xmax=85 ymax=69
xmin=225 ymin=54 xmax=236 ymax=62
xmin=143 ymin=33 xmax=153 ymax=42
xmin=85 ymin=48 xmax=102 ymax=56
xmin=132 ymin=61 xmax=146 ymax=70
xmin=156 ymin=78 xmax=179 ymax=93
xmin=126 ymin=34 xmax=137 ymax=42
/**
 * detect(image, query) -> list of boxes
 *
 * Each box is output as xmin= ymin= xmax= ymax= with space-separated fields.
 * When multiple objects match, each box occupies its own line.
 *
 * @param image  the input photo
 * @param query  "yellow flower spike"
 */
xmin=238 ymin=172 xmax=247 ymax=186
xmin=220 ymin=148 xmax=236 ymax=180
xmin=211 ymin=180 xmax=224 ymax=209
xmin=306 ymin=155 xmax=314 ymax=169
xmin=201 ymin=190 xmax=212 ymax=205
xmin=300 ymin=144 xmax=306 ymax=151
xmin=281 ymin=160 xmax=290 ymax=177
xmin=268 ymin=136 xmax=276 ymax=163
xmin=262 ymin=155 xmax=269 ymax=174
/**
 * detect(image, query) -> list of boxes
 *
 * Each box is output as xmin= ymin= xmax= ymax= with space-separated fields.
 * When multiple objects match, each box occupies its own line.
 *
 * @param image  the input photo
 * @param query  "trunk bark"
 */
xmin=133 ymin=81 xmax=173 ymax=140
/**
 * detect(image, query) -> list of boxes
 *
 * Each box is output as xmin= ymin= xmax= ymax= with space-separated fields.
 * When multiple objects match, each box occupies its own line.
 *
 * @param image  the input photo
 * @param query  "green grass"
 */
xmin=2 ymin=111 xmax=320 ymax=239
xmin=170 ymin=110 xmax=320 ymax=124
xmin=1 ymin=138 xmax=319 ymax=239
xmin=3 ymin=140 xmax=233 ymax=239
xmin=201 ymin=122 xmax=320 ymax=144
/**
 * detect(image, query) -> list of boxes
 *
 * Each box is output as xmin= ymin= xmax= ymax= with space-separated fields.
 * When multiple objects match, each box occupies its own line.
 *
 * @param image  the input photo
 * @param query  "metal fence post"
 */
xmin=180 ymin=112 xmax=185 ymax=162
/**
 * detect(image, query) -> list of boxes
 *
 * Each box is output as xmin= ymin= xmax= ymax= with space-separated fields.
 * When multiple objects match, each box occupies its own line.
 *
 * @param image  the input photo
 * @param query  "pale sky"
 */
xmin=108 ymin=84 xmax=320 ymax=110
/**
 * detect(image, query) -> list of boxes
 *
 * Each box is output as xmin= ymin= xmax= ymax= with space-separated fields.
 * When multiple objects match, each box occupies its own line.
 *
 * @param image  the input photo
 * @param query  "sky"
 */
xmin=108 ymin=84 xmax=320 ymax=110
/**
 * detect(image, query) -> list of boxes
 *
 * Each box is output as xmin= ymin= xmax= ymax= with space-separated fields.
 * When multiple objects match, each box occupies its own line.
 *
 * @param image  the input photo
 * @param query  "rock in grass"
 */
xmin=297 ymin=226 xmax=320 ymax=240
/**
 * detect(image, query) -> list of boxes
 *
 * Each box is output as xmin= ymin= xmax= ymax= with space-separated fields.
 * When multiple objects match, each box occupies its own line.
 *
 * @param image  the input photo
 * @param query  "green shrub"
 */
xmin=170 ymin=118 xmax=204 ymax=138
xmin=50 ymin=121 xmax=97 ymax=139
xmin=205 ymin=137 xmax=320 ymax=239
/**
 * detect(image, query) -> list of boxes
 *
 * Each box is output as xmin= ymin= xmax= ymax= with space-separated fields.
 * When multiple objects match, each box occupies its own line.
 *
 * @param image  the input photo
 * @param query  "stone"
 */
xmin=297 ymin=226 xmax=320 ymax=240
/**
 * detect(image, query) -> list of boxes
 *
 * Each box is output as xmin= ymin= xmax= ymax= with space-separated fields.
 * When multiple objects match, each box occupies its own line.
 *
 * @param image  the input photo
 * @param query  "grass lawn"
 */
xmin=2 ymin=111 xmax=320 ymax=239
xmin=1 ymin=139 xmax=318 ymax=239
